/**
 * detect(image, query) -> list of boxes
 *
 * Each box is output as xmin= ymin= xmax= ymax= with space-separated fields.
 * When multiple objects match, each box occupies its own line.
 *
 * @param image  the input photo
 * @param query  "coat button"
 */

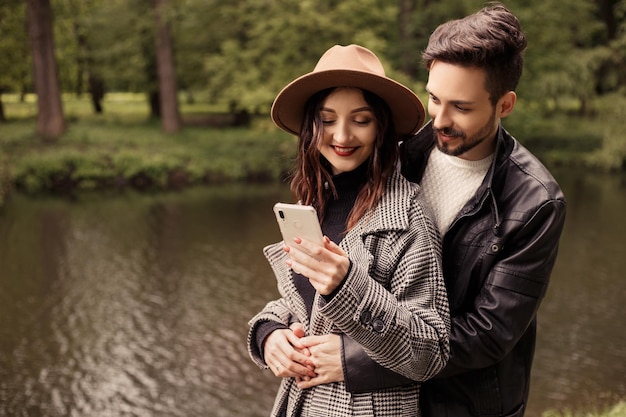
xmin=491 ymin=244 xmax=500 ymax=253
xmin=360 ymin=310 xmax=372 ymax=325
xmin=372 ymin=318 xmax=385 ymax=333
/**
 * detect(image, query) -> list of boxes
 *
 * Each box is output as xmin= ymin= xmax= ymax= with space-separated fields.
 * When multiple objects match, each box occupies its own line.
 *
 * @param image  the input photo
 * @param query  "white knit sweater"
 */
xmin=420 ymin=148 xmax=493 ymax=234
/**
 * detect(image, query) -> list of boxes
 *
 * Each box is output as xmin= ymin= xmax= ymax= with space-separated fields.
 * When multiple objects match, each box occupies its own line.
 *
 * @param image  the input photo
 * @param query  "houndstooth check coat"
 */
xmin=248 ymin=171 xmax=450 ymax=417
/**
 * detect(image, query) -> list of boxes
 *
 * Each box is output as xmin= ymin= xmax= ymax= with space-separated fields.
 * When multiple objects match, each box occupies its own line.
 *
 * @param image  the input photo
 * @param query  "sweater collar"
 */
xmin=329 ymin=161 xmax=369 ymax=194
xmin=400 ymin=120 xmax=514 ymax=235
xmin=402 ymin=120 xmax=514 ymax=189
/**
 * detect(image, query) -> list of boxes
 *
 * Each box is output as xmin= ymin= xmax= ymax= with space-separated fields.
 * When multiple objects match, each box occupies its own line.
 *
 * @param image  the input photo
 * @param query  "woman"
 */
xmin=247 ymin=44 xmax=449 ymax=417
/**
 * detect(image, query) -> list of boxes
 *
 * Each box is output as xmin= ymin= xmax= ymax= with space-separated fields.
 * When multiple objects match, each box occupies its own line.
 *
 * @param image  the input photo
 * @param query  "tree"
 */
xmin=511 ymin=0 xmax=623 ymax=113
xmin=0 ymin=0 xmax=31 ymax=120
xmin=152 ymin=0 xmax=181 ymax=133
xmin=63 ymin=0 xmax=106 ymax=113
xmin=597 ymin=0 xmax=621 ymax=40
xmin=2 ymin=0 xmax=621 ymax=127
xmin=203 ymin=0 xmax=400 ymax=117
xmin=26 ymin=0 xmax=65 ymax=138
xmin=397 ymin=0 xmax=418 ymax=77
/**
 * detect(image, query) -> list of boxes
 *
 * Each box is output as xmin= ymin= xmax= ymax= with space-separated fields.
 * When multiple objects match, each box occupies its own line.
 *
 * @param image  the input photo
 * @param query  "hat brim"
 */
xmin=271 ymin=70 xmax=425 ymax=137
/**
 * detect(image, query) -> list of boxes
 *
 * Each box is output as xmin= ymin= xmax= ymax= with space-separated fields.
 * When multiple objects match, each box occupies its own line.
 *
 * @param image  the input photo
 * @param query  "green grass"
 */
xmin=542 ymin=401 xmax=626 ymax=417
xmin=2 ymin=92 xmax=233 ymax=122
xmin=0 ymin=93 xmax=297 ymax=196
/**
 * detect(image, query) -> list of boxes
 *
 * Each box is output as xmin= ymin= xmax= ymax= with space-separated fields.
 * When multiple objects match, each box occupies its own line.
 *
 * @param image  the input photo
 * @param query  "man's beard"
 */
xmin=434 ymin=111 xmax=497 ymax=157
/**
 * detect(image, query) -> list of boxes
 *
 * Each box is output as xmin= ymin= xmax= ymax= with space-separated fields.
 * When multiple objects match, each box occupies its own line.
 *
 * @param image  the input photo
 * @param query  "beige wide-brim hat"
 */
xmin=271 ymin=44 xmax=425 ymax=137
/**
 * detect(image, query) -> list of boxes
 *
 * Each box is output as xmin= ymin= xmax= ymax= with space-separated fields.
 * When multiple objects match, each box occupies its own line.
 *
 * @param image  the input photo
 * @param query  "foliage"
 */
xmin=1 ymin=92 xmax=623 ymax=203
xmin=0 ymin=95 xmax=296 ymax=196
xmin=202 ymin=0 xmax=399 ymax=113
xmin=582 ymin=92 xmax=626 ymax=171
xmin=0 ymin=0 xmax=624 ymax=198
xmin=2 ymin=0 xmax=622 ymax=118
xmin=502 ymin=91 xmax=626 ymax=172
xmin=514 ymin=0 xmax=626 ymax=113
xmin=0 ymin=0 xmax=30 ymax=95
xmin=76 ymin=0 xmax=154 ymax=92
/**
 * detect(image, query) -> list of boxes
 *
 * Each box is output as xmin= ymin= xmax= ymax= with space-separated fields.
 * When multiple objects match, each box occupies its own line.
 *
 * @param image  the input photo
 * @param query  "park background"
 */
xmin=0 ymin=0 xmax=625 ymax=202
xmin=0 ymin=1 xmax=625 ymax=416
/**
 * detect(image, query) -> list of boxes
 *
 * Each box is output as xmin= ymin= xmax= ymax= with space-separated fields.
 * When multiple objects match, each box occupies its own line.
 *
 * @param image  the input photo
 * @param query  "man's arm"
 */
xmin=342 ymin=335 xmax=415 ymax=393
xmin=437 ymin=199 xmax=566 ymax=377
xmin=339 ymin=198 xmax=566 ymax=389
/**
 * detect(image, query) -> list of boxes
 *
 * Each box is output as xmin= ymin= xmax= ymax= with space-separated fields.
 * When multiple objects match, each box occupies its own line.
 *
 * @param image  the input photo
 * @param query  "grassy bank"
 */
xmin=0 ymin=94 xmax=297 ymax=204
xmin=1 ymin=92 xmax=624 ymax=206
xmin=0 ymin=116 xmax=296 ymax=192
xmin=542 ymin=401 xmax=626 ymax=417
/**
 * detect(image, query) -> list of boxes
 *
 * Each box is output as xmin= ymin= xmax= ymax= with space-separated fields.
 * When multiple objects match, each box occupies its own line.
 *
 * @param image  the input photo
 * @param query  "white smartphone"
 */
xmin=273 ymin=203 xmax=324 ymax=245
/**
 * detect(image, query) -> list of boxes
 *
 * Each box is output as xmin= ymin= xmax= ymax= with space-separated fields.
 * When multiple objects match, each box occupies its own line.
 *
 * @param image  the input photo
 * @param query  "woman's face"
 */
xmin=318 ymin=87 xmax=377 ymax=175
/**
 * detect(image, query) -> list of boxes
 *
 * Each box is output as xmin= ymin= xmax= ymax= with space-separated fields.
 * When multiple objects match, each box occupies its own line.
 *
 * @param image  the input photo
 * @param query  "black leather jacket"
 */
xmin=342 ymin=122 xmax=567 ymax=416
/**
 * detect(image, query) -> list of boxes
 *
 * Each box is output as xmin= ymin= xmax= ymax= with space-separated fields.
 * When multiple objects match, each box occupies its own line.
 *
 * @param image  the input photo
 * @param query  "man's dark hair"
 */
xmin=422 ymin=2 xmax=527 ymax=104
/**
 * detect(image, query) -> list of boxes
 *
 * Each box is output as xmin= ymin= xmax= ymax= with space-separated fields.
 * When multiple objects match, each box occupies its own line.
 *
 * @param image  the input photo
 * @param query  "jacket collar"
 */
xmin=473 ymin=124 xmax=509 ymax=236
xmin=349 ymin=170 xmax=415 ymax=238
xmin=400 ymin=120 xmax=515 ymax=235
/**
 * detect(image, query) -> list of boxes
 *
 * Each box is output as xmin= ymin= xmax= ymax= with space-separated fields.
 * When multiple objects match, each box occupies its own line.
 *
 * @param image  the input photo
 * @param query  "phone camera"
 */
xmin=278 ymin=210 xmax=285 ymax=219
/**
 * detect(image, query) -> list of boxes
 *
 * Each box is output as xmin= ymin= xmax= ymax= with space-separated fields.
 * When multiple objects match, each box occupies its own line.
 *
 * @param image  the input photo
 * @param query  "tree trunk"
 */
xmin=26 ymin=0 xmax=65 ymax=139
xmin=139 ymin=23 xmax=160 ymax=119
xmin=152 ymin=0 xmax=180 ymax=133
xmin=148 ymin=90 xmax=161 ymax=119
xmin=74 ymin=21 xmax=87 ymax=97
xmin=88 ymin=74 xmax=105 ymax=114
xmin=398 ymin=0 xmax=417 ymax=77
xmin=0 ymin=97 xmax=5 ymax=122
xmin=596 ymin=0 xmax=618 ymax=40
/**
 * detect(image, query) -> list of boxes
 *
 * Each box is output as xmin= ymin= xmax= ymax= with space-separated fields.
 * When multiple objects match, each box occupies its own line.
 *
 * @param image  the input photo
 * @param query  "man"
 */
xmin=278 ymin=4 xmax=566 ymax=416
xmin=397 ymin=3 xmax=567 ymax=415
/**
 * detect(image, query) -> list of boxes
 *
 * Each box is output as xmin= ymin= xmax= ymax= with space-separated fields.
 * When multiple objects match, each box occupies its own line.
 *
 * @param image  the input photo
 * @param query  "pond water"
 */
xmin=0 ymin=169 xmax=624 ymax=417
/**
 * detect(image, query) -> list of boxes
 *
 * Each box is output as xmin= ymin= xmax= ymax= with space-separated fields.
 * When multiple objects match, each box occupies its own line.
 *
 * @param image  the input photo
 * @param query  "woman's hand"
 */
xmin=295 ymin=333 xmax=344 ymax=389
xmin=264 ymin=326 xmax=316 ymax=379
xmin=284 ymin=236 xmax=350 ymax=295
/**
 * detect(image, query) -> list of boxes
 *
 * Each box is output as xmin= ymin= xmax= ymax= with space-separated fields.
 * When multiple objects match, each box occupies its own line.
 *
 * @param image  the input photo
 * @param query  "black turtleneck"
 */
xmin=256 ymin=163 xmax=368 ymax=358
xmin=294 ymin=162 xmax=368 ymax=318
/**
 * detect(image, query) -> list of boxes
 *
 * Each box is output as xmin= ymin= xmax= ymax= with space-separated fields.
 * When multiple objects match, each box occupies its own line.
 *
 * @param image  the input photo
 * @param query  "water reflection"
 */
xmin=527 ymin=170 xmax=626 ymax=415
xmin=0 ymin=172 xmax=624 ymax=417
xmin=0 ymin=185 xmax=291 ymax=417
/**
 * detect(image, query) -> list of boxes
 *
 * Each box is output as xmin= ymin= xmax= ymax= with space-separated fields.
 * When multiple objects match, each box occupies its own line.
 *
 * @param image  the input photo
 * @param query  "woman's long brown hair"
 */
xmin=289 ymin=87 xmax=398 ymax=232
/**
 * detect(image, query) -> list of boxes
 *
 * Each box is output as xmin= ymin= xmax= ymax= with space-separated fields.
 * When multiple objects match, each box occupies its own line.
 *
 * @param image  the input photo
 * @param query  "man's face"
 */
xmin=426 ymin=61 xmax=505 ymax=161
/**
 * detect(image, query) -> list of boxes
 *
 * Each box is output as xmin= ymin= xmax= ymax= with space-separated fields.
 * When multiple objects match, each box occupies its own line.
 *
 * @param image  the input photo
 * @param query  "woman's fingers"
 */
xmin=264 ymin=329 xmax=316 ymax=378
xmin=285 ymin=238 xmax=349 ymax=295
xmin=296 ymin=334 xmax=344 ymax=389
xmin=323 ymin=236 xmax=347 ymax=256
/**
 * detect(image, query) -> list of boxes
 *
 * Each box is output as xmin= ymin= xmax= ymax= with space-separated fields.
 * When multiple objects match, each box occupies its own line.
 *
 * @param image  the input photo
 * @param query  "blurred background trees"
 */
xmin=26 ymin=0 xmax=65 ymax=138
xmin=0 ymin=0 xmax=624 ymax=136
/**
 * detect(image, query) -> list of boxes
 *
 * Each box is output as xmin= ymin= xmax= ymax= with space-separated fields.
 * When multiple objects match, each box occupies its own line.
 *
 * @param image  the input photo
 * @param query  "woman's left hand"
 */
xmin=284 ymin=236 xmax=350 ymax=295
